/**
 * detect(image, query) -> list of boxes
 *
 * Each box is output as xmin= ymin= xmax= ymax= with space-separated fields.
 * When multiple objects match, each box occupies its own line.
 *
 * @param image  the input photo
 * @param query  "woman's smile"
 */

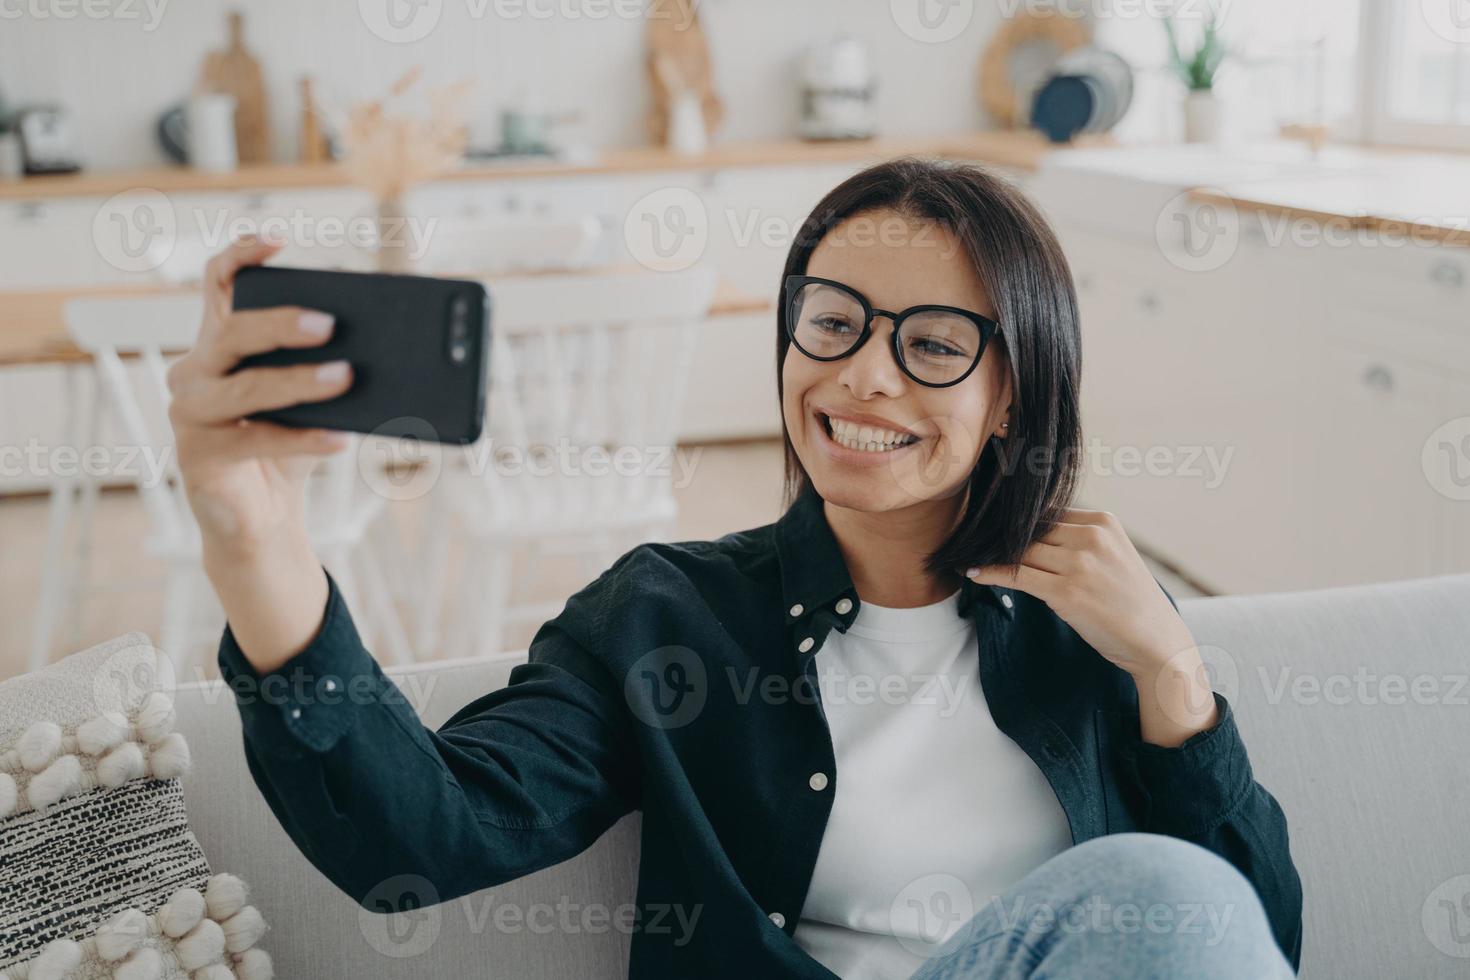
xmin=813 ymin=407 xmax=923 ymax=463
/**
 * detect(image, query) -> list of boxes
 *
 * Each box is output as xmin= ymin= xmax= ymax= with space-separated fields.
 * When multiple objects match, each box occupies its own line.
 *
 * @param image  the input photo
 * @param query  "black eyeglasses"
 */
xmin=783 ymin=275 xmax=999 ymax=388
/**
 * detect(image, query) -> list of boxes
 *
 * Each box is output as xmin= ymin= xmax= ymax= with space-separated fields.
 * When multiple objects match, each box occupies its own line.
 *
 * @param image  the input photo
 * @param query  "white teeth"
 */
xmin=826 ymin=416 xmax=917 ymax=453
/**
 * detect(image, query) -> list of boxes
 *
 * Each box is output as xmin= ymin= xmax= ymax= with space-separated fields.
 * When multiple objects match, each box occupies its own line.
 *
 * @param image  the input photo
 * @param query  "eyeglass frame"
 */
xmin=782 ymin=275 xmax=1000 ymax=389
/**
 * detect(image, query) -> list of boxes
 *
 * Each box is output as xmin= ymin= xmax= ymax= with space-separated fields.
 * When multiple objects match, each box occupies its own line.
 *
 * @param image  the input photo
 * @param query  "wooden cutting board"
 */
xmin=198 ymin=11 xmax=270 ymax=163
xmin=645 ymin=0 xmax=723 ymax=147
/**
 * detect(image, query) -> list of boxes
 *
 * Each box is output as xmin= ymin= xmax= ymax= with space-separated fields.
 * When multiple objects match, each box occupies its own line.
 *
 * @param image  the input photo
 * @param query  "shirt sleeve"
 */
xmin=216 ymin=569 xmax=642 ymax=911
xmin=1117 ymin=580 xmax=1305 ymax=972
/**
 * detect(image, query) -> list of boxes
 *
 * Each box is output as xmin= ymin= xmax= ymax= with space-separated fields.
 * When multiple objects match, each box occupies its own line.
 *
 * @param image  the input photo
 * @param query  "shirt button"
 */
xmin=289 ymin=708 xmax=302 ymax=720
xmin=834 ymin=597 xmax=853 ymax=615
xmin=809 ymin=772 xmax=829 ymax=791
xmin=798 ymin=637 xmax=815 ymax=653
xmin=769 ymin=911 xmax=786 ymax=929
xmin=789 ymin=603 xmax=804 ymax=617
xmin=1000 ymin=594 xmax=1014 ymax=609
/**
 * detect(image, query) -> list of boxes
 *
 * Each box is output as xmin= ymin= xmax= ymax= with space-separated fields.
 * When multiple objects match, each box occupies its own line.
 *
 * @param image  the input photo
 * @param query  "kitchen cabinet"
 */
xmin=1047 ymin=171 xmax=1470 ymax=593
xmin=1306 ymin=333 xmax=1465 ymax=586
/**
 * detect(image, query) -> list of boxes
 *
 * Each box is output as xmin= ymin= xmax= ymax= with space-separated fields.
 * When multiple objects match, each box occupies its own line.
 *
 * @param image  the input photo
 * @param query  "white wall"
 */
xmin=0 ymin=0 xmax=1020 ymax=169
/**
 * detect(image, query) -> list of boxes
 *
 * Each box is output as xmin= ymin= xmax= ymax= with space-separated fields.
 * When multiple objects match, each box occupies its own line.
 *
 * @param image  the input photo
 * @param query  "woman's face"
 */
xmin=782 ymin=209 xmax=1012 ymax=515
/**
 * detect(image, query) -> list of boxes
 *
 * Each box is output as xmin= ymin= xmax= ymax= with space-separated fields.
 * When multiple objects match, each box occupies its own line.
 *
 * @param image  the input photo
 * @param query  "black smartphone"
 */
xmin=232 ymin=265 xmax=489 ymax=444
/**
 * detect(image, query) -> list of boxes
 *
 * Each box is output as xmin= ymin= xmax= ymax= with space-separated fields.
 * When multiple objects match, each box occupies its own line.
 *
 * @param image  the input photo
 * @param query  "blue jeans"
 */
xmin=905 ymin=833 xmax=1296 ymax=980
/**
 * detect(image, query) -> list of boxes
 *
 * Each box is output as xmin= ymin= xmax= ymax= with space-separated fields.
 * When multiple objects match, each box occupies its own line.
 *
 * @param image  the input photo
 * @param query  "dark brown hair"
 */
xmin=776 ymin=156 xmax=1083 ymax=577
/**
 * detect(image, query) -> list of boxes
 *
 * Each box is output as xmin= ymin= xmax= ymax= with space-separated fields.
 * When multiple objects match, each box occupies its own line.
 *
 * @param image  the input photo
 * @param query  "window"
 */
xmin=1362 ymin=0 xmax=1470 ymax=147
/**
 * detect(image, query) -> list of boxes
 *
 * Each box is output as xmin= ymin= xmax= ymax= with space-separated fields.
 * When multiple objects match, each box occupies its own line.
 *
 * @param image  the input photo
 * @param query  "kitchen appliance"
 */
xmin=800 ymin=35 xmax=876 ymax=141
xmin=15 ymin=106 xmax=81 ymax=174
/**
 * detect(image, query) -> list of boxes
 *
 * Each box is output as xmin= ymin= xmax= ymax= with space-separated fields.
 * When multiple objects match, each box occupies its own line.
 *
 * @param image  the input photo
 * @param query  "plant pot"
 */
xmin=1183 ymin=90 xmax=1220 ymax=143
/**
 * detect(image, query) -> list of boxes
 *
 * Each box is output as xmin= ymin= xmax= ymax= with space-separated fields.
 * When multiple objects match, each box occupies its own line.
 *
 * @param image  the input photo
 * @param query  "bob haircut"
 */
xmin=776 ymin=156 xmax=1083 ymax=578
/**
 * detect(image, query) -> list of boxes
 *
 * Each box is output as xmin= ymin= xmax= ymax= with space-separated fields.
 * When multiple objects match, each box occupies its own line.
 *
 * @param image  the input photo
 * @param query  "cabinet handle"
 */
xmin=1429 ymin=260 xmax=1465 ymax=289
xmin=1361 ymin=364 xmax=1394 ymax=392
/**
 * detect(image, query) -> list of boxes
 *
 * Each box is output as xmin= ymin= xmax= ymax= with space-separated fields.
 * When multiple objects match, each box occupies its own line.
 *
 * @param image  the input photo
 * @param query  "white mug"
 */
xmin=187 ymin=93 xmax=238 ymax=172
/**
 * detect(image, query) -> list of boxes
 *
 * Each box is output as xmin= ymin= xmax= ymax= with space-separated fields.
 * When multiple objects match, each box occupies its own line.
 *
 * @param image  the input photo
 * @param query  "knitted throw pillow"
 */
xmin=0 ymin=632 xmax=274 ymax=980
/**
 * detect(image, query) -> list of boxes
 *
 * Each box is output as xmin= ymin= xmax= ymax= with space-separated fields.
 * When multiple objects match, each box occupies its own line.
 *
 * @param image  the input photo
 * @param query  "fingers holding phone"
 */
xmin=167 ymin=237 xmax=355 ymax=549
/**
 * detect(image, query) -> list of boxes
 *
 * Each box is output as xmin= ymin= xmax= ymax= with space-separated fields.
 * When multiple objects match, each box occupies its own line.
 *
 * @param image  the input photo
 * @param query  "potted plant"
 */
xmin=1163 ymin=4 xmax=1227 ymax=143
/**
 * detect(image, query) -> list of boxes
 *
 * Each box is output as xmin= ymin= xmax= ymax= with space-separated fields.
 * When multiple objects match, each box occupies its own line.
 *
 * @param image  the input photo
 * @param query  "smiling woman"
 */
xmin=178 ymin=157 xmax=1301 ymax=980
xmin=777 ymin=158 xmax=1083 ymax=585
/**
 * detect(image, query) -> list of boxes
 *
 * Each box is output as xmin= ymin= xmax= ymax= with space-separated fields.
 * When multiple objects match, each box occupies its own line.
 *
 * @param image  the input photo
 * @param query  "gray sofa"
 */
xmin=172 ymin=574 xmax=1470 ymax=978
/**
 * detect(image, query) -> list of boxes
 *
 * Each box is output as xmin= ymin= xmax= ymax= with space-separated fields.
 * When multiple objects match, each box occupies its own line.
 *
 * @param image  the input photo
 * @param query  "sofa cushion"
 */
xmin=0 ymin=632 xmax=275 ymax=979
xmin=1183 ymin=573 xmax=1470 ymax=979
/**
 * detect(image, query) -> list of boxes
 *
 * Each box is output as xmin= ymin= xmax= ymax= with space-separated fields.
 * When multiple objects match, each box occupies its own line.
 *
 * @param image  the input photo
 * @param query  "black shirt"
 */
xmin=218 ymin=482 xmax=1304 ymax=976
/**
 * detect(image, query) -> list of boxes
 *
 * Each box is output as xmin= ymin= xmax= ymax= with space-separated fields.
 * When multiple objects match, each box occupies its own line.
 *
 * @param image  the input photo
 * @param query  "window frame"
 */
xmin=1357 ymin=0 xmax=1470 ymax=149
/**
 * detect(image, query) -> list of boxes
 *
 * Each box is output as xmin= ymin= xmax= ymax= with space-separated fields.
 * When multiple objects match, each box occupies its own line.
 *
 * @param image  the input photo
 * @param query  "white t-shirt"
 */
xmin=792 ymin=588 xmax=1073 ymax=980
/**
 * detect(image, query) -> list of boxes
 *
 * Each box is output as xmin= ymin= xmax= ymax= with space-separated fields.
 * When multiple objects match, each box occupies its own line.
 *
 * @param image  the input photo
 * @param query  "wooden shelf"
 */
xmin=0 ymin=131 xmax=1103 ymax=202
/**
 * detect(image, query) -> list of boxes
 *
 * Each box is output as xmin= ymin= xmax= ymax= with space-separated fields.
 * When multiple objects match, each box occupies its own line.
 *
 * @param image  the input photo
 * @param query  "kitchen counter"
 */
xmin=0 ymin=130 xmax=1111 ymax=202
xmin=1187 ymin=158 xmax=1470 ymax=248
xmin=1032 ymin=140 xmax=1470 ymax=248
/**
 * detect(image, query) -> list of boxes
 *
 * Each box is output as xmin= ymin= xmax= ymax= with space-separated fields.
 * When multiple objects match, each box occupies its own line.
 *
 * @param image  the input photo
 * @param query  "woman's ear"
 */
xmin=993 ymin=370 xmax=1015 ymax=440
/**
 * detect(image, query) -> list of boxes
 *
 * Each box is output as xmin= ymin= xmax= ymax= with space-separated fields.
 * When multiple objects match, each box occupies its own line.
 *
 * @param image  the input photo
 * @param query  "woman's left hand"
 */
xmin=965 ymin=508 xmax=1217 ymax=746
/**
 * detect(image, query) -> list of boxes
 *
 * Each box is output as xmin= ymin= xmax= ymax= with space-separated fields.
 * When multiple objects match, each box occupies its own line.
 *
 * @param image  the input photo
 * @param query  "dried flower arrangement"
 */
xmin=338 ymin=67 xmax=471 ymax=271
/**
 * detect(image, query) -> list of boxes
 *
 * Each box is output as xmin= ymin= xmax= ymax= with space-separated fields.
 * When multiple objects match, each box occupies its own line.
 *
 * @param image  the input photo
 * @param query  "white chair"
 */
xmin=28 ymin=294 xmax=412 ymax=675
xmin=412 ymin=215 xmax=603 ymax=276
xmin=414 ymin=268 xmax=717 ymax=660
xmin=149 ymin=235 xmax=375 ymax=285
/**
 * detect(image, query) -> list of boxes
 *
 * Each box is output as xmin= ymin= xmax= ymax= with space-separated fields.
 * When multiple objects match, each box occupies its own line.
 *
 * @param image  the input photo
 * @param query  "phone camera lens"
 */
xmin=448 ymin=294 xmax=472 ymax=364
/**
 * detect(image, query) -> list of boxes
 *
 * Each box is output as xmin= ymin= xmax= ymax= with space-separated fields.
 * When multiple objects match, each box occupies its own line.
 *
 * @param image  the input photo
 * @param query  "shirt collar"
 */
xmin=773 ymin=482 xmax=1016 ymax=633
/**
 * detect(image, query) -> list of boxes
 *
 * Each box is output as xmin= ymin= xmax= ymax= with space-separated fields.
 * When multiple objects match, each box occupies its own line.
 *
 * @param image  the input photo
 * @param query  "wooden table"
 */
xmin=0 ymin=272 xmax=771 ymax=368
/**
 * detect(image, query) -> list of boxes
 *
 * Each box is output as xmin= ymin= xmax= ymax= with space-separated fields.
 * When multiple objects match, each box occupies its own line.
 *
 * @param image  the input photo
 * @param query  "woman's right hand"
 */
xmin=167 ymin=236 xmax=356 ymax=672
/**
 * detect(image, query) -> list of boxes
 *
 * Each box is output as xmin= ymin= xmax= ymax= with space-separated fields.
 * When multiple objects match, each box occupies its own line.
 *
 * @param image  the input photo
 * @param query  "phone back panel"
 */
xmin=232 ymin=265 xmax=489 ymax=444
